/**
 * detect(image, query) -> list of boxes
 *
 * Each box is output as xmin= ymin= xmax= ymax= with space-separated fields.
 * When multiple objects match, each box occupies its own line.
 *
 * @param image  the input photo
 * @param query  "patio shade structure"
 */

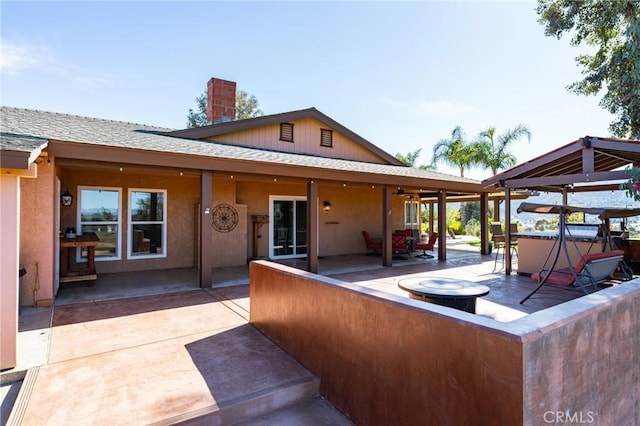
xmin=482 ymin=136 xmax=640 ymax=274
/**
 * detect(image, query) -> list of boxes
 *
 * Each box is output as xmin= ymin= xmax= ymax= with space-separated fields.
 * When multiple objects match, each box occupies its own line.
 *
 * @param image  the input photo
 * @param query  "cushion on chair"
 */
xmin=532 ymin=250 xmax=625 ymax=286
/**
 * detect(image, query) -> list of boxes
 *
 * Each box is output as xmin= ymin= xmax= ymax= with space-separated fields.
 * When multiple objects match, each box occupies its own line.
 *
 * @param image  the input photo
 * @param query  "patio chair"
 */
xmin=362 ymin=230 xmax=382 ymax=256
xmin=392 ymin=232 xmax=410 ymax=259
xmin=492 ymin=222 xmax=517 ymax=270
xmin=414 ymin=232 xmax=438 ymax=258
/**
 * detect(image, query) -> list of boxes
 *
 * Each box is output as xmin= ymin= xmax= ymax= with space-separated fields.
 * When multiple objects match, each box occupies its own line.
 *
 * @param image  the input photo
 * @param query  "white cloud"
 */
xmin=0 ymin=39 xmax=56 ymax=75
xmin=0 ymin=38 xmax=116 ymax=90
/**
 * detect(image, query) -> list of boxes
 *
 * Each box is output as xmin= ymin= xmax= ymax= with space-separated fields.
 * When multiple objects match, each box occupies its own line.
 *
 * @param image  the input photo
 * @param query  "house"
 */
xmin=0 ymin=77 xmax=490 ymax=370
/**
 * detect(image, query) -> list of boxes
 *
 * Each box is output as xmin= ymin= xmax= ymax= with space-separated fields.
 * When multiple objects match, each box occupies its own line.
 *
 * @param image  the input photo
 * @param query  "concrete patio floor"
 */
xmin=3 ymin=239 xmax=613 ymax=424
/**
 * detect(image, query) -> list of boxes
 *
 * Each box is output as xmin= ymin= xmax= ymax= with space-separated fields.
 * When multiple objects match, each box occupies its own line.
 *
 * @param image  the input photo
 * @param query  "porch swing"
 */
xmin=518 ymin=203 xmax=637 ymax=304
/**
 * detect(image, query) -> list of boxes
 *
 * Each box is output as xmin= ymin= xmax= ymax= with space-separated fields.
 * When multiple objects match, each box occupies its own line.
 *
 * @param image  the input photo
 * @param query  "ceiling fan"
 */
xmin=392 ymin=188 xmax=416 ymax=199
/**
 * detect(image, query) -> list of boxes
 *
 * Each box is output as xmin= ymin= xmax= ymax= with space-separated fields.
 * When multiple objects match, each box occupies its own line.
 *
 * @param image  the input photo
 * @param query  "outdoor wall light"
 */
xmin=61 ymin=188 xmax=73 ymax=206
xmin=323 ymin=200 xmax=332 ymax=212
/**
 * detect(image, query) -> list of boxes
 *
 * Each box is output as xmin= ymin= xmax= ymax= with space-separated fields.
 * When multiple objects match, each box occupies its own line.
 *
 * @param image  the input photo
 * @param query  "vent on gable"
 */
xmin=320 ymin=129 xmax=333 ymax=148
xmin=280 ymin=123 xmax=294 ymax=142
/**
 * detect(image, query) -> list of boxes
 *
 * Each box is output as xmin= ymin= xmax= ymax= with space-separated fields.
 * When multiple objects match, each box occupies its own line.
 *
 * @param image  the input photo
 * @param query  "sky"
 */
xmin=1 ymin=1 xmax=616 ymax=180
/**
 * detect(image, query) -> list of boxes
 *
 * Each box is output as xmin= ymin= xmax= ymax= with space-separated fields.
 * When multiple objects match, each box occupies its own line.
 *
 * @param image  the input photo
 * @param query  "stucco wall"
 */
xmin=59 ymin=168 xmax=201 ymax=274
xmin=20 ymin=161 xmax=56 ymax=306
xmin=249 ymin=261 xmax=525 ymax=425
xmin=519 ymin=283 xmax=640 ymax=425
xmin=249 ymin=261 xmax=640 ymax=426
xmin=238 ymin=182 xmax=411 ymax=258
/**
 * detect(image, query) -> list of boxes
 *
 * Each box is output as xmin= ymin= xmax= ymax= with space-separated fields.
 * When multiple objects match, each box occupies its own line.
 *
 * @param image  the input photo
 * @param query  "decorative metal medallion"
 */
xmin=211 ymin=203 xmax=238 ymax=233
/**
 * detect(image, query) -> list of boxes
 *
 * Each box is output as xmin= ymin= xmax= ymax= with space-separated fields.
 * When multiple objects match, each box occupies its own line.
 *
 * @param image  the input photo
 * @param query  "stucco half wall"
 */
xmin=249 ymin=261 xmax=640 ymax=426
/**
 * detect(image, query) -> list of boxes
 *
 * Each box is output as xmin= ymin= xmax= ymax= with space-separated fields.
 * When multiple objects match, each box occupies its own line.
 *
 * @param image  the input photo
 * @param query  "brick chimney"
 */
xmin=207 ymin=78 xmax=236 ymax=123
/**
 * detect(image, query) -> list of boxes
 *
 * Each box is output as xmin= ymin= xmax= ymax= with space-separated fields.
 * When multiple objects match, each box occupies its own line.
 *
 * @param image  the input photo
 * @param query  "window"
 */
xmin=128 ymin=189 xmax=167 ymax=258
xmin=320 ymin=129 xmax=333 ymax=147
xmin=405 ymin=201 xmax=419 ymax=227
xmin=78 ymin=187 xmax=122 ymax=261
xmin=280 ymin=122 xmax=294 ymax=142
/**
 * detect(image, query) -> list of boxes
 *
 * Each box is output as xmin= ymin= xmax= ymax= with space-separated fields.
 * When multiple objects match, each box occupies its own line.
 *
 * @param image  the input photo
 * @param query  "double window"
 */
xmin=77 ymin=186 xmax=166 ymax=261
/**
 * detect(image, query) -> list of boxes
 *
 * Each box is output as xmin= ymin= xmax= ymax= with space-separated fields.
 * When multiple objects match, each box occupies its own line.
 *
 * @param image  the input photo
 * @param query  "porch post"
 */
xmin=307 ymin=180 xmax=319 ymax=273
xmin=200 ymin=171 xmax=213 ymax=288
xmin=480 ymin=192 xmax=489 ymax=255
xmin=437 ymin=191 xmax=446 ymax=261
xmin=505 ymin=189 xmax=512 ymax=275
xmin=382 ymin=186 xmax=393 ymax=267
xmin=0 ymin=175 xmax=19 ymax=369
xmin=429 ymin=202 xmax=435 ymax=235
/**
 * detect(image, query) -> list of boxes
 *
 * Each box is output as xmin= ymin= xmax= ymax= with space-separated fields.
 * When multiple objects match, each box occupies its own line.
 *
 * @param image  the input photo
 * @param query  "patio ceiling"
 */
xmin=482 ymin=136 xmax=640 ymax=193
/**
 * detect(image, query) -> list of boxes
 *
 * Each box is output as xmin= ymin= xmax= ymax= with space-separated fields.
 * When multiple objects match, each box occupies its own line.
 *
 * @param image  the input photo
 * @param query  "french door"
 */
xmin=270 ymin=196 xmax=307 ymax=259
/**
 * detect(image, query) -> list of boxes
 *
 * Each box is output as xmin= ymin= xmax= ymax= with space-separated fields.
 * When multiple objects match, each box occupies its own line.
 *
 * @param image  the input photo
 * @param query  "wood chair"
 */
xmin=415 ymin=232 xmax=438 ymax=258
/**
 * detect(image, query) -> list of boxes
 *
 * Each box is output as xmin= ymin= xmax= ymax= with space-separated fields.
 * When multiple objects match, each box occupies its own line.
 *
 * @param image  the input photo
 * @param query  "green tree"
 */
xmin=537 ymin=0 xmax=640 ymax=139
xmin=475 ymin=124 xmax=531 ymax=221
xmin=395 ymin=148 xmax=435 ymax=170
xmin=395 ymin=149 xmax=422 ymax=167
xmin=186 ymin=90 xmax=264 ymax=128
xmin=431 ymin=126 xmax=481 ymax=177
xmin=475 ymin=125 xmax=531 ymax=175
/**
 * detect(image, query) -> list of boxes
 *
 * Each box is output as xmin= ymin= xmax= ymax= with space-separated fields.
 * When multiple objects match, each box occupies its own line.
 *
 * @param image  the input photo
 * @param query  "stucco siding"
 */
xmin=59 ymin=168 xmax=200 ymax=274
xmin=20 ymin=161 xmax=56 ymax=306
xmin=237 ymin=181 xmax=414 ymax=258
xmin=205 ymin=118 xmax=385 ymax=164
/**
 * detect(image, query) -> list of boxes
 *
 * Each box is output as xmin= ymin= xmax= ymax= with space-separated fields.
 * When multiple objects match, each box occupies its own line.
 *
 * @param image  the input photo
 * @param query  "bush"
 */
xmin=465 ymin=218 xmax=481 ymax=237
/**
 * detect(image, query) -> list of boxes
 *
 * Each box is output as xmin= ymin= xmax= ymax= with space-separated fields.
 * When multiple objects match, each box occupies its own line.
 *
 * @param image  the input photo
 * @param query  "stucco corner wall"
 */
xmin=517 ymin=280 xmax=640 ymax=425
xmin=249 ymin=260 xmax=524 ymax=425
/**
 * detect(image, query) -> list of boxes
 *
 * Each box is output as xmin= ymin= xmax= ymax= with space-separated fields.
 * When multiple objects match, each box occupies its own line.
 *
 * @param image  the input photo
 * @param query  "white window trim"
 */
xmin=77 ymin=185 xmax=123 ymax=262
xmin=404 ymin=200 xmax=419 ymax=227
xmin=127 ymin=188 xmax=167 ymax=260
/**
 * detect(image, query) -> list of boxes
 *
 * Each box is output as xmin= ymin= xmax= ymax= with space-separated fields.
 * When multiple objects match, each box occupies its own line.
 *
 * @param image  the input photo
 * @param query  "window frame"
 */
xmin=77 ymin=186 xmax=123 ymax=262
xmin=279 ymin=122 xmax=294 ymax=142
xmin=127 ymin=188 xmax=168 ymax=260
xmin=404 ymin=200 xmax=420 ymax=227
xmin=320 ymin=128 xmax=333 ymax=148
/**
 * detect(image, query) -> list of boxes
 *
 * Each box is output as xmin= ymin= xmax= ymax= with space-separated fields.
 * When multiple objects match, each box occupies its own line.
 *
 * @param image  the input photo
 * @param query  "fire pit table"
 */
xmin=398 ymin=277 xmax=490 ymax=314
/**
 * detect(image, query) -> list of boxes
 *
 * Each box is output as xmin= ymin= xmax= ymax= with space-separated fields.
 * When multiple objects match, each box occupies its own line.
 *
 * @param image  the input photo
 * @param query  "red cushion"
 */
xmin=531 ymin=269 xmax=575 ymax=286
xmin=532 ymin=250 xmax=624 ymax=286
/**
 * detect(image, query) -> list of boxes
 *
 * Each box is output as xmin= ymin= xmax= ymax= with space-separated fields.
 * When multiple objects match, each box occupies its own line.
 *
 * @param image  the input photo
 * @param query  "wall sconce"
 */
xmin=61 ymin=188 xmax=73 ymax=206
xmin=323 ymin=200 xmax=332 ymax=212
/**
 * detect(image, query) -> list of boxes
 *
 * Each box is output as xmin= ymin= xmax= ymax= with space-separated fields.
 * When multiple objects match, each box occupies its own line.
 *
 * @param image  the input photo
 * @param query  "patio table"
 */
xmin=398 ymin=277 xmax=489 ymax=314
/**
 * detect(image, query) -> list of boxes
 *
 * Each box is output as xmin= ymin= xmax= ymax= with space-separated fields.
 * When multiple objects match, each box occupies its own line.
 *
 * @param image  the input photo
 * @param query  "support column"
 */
xmin=0 ymin=175 xmax=19 ymax=370
xmin=200 ymin=171 xmax=213 ymax=288
xmin=480 ymin=192 xmax=489 ymax=255
xmin=429 ymin=202 xmax=435 ymax=235
xmin=307 ymin=180 xmax=319 ymax=273
xmin=505 ymin=189 xmax=512 ymax=275
xmin=437 ymin=191 xmax=447 ymax=261
xmin=382 ymin=186 xmax=393 ymax=267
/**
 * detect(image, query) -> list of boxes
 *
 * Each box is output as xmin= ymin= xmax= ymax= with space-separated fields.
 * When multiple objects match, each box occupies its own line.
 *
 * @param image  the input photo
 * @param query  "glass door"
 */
xmin=270 ymin=196 xmax=307 ymax=259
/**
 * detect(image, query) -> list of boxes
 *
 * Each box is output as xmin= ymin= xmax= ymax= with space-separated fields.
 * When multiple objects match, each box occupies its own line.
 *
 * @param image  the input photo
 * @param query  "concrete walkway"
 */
xmin=2 ymin=287 xmax=352 ymax=425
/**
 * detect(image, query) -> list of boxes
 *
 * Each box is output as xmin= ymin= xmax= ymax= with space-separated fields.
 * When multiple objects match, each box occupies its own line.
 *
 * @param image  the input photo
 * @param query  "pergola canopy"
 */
xmin=482 ymin=136 xmax=640 ymax=193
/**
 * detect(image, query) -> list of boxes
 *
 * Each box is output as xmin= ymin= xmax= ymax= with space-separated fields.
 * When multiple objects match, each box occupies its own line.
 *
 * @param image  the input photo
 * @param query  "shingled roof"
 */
xmin=0 ymin=106 xmax=483 ymax=192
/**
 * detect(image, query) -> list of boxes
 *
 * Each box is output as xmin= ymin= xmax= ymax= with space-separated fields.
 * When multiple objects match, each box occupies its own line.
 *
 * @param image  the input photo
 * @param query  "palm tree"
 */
xmin=395 ymin=149 xmax=422 ymax=167
xmin=475 ymin=124 xmax=531 ymax=221
xmin=475 ymin=124 xmax=531 ymax=175
xmin=431 ymin=126 xmax=480 ymax=177
xmin=395 ymin=149 xmax=435 ymax=170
